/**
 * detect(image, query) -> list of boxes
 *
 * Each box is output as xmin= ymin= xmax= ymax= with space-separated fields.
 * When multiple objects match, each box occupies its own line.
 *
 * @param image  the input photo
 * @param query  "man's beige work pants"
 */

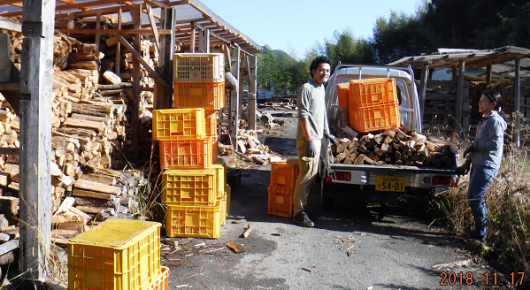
xmin=293 ymin=139 xmax=322 ymax=215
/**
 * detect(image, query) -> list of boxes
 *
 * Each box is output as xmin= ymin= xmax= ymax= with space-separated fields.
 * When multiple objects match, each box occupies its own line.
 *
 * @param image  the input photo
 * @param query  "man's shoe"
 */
xmin=293 ymin=211 xmax=314 ymax=228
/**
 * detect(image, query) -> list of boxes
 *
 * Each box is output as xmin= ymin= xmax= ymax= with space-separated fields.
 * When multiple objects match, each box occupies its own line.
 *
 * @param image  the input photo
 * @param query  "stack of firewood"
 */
xmin=331 ymin=127 xmax=455 ymax=168
xmin=0 ymin=27 xmax=162 ymax=239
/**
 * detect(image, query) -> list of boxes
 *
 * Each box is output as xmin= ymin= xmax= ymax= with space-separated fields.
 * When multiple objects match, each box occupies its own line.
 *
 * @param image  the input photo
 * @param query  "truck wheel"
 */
xmin=321 ymin=180 xmax=335 ymax=209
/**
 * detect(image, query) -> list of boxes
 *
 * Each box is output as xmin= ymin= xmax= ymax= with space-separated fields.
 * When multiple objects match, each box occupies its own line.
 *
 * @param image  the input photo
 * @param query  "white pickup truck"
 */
xmin=320 ymin=64 xmax=458 ymax=207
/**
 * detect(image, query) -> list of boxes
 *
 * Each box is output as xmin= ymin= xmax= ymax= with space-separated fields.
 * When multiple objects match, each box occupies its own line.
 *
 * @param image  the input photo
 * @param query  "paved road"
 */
xmin=163 ymin=117 xmax=512 ymax=290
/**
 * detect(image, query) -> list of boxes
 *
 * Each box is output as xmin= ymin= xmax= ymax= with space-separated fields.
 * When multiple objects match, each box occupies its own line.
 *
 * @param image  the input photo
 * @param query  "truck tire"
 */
xmin=321 ymin=180 xmax=335 ymax=209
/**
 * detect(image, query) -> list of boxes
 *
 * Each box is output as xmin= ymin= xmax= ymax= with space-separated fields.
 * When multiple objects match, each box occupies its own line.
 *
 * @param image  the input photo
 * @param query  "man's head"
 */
xmin=310 ymin=56 xmax=332 ymax=86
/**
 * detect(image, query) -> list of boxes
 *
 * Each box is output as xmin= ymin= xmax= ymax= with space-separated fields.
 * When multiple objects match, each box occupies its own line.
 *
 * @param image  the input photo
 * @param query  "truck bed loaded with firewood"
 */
xmin=320 ymin=64 xmax=458 ymax=207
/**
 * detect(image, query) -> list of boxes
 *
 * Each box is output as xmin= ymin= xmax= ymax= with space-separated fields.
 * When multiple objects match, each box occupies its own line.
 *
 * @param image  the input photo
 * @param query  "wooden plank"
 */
xmin=0 ymin=83 xmax=20 ymax=90
xmin=63 ymin=118 xmax=106 ymax=131
xmin=145 ymin=3 xmax=160 ymax=53
xmin=74 ymin=179 xmax=121 ymax=195
xmin=0 ymin=147 xmax=19 ymax=155
xmin=72 ymin=189 xmax=114 ymax=200
xmin=114 ymin=35 xmax=170 ymax=88
xmin=58 ymin=28 xmax=172 ymax=35
xmin=0 ymin=239 xmax=18 ymax=256
xmin=455 ymin=59 xmax=465 ymax=130
xmin=19 ymin=0 xmax=54 ymax=279
xmin=419 ymin=62 xmax=430 ymax=120
xmin=0 ymin=19 xmax=21 ymax=32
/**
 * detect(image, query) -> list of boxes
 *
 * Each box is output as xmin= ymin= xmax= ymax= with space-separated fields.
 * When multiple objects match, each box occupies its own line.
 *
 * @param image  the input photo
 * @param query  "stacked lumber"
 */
xmin=331 ymin=127 xmax=455 ymax=168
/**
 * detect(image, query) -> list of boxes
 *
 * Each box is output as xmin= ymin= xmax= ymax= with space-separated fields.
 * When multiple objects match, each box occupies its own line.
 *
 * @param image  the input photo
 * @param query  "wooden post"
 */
xmin=515 ymin=57 xmax=521 ymax=147
xmin=418 ymin=61 xmax=430 ymax=122
xmin=238 ymin=53 xmax=244 ymax=118
xmin=95 ymin=10 xmax=101 ymax=53
xmin=115 ymin=8 xmax=122 ymax=75
xmin=156 ymin=8 xmax=176 ymax=110
xmin=131 ymin=4 xmax=141 ymax=161
xmin=19 ymin=0 xmax=55 ymax=281
xmin=0 ymin=34 xmax=10 ymax=82
xmin=486 ymin=64 xmax=492 ymax=86
xmin=190 ymin=25 xmax=196 ymax=53
xmin=198 ymin=28 xmax=209 ymax=53
xmin=248 ymin=55 xmax=257 ymax=130
xmin=456 ymin=59 xmax=465 ymax=131
xmin=230 ymin=45 xmax=240 ymax=149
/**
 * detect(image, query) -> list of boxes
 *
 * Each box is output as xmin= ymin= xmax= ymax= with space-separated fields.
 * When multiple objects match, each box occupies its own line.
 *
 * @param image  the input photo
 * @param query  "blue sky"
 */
xmin=197 ymin=0 xmax=423 ymax=59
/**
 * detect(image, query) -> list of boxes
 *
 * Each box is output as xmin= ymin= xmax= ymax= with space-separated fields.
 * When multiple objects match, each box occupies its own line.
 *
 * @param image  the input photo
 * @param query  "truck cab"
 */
xmin=321 ymin=64 xmax=458 ymax=207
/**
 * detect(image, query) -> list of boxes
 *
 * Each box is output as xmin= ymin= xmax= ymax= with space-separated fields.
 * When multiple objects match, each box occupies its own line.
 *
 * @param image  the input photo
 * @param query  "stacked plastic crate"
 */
xmin=67 ymin=218 xmax=168 ymax=290
xmin=152 ymin=53 xmax=227 ymax=239
xmin=337 ymin=78 xmax=400 ymax=133
xmin=268 ymin=158 xmax=299 ymax=218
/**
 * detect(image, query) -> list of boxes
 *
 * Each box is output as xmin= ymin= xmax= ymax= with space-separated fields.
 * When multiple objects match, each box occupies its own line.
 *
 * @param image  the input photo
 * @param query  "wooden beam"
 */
xmin=190 ymin=26 xmax=196 ymax=53
xmin=115 ymin=7 xmax=121 ymax=75
xmin=419 ymin=62 xmax=430 ymax=122
xmin=238 ymin=53 xmax=244 ymax=118
xmin=486 ymin=64 xmax=492 ymax=86
xmin=456 ymin=59 xmax=465 ymax=131
xmin=95 ymin=10 xmax=101 ymax=52
xmin=19 ymin=0 xmax=54 ymax=280
xmin=0 ymin=34 xmax=11 ymax=83
xmin=0 ymin=19 xmax=21 ymax=32
xmin=145 ymin=0 xmax=169 ymax=8
xmin=156 ymin=7 xmax=176 ymax=110
xmin=145 ymin=3 xmax=160 ymax=53
xmin=230 ymin=45 xmax=240 ymax=150
xmin=0 ymin=147 xmax=19 ymax=155
xmin=248 ymin=55 xmax=257 ymax=130
xmin=515 ymin=57 xmax=521 ymax=147
xmin=114 ymin=35 xmax=170 ymax=88
xmin=58 ymin=28 xmax=172 ymax=35
xmin=130 ymin=4 xmax=141 ymax=162
xmin=198 ymin=28 xmax=209 ymax=53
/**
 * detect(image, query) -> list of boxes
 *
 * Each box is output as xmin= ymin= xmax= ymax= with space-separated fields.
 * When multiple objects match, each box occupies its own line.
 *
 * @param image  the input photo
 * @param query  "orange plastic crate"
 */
xmin=270 ymin=159 xmax=299 ymax=192
xmin=165 ymin=201 xmax=222 ymax=239
xmin=159 ymin=138 xmax=215 ymax=170
xmin=348 ymin=102 xmax=400 ymax=133
xmin=337 ymin=82 xmax=350 ymax=109
xmin=205 ymin=110 xmax=218 ymax=137
xmin=67 ymin=219 xmax=161 ymax=290
xmin=145 ymin=267 xmax=169 ymax=290
xmin=348 ymin=78 xmax=398 ymax=108
xmin=152 ymin=109 xmax=206 ymax=141
xmin=162 ymin=169 xmax=217 ymax=206
xmin=268 ymin=187 xmax=293 ymax=218
xmin=173 ymin=82 xmax=224 ymax=110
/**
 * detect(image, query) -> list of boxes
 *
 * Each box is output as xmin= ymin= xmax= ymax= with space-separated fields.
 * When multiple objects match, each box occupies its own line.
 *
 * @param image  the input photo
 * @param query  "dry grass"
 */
xmin=430 ymin=111 xmax=530 ymax=274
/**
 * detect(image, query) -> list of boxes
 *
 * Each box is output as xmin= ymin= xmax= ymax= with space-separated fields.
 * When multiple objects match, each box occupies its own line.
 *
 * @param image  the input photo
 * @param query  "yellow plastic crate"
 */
xmin=210 ymin=164 xmax=226 ymax=196
xmin=173 ymin=53 xmax=224 ymax=82
xmin=218 ymin=195 xmax=227 ymax=226
xmin=166 ymin=201 xmax=222 ymax=239
xmin=67 ymin=219 xmax=161 ymax=290
xmin=205 ymin=110 xmax=218 ymax=138
xmin=162 ymin=169 xmax=217 ymax=206
xmin=145 ymin=266 xmax=169 ymax=290
xmin=152 ymin=108 xmax=206 ymax=141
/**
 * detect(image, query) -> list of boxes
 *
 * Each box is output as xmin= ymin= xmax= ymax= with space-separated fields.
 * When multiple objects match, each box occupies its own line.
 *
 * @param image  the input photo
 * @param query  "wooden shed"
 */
xmin=388 ymin=46 xmax=530 ymax=141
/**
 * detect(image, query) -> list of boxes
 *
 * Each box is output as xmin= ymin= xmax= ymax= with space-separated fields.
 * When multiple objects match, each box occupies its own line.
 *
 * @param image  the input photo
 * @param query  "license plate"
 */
xmin=375 ymin=176 xmax=406 ymax=192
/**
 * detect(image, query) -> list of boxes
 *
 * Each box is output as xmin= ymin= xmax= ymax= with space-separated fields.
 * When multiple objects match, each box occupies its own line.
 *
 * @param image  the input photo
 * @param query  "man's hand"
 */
xmin=463 ymin=144 xmax=475 ymax=158
xmin=455 ymin=160 xmax=471 ymax=175
xmin=306 ymin=140 xmax=317 ymax=157
xmin=324 ymin=133 xmax=338 ymax=145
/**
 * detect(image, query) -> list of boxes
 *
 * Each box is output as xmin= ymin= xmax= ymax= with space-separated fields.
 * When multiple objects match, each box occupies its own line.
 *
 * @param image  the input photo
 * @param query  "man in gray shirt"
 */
xmin=293 ymin=56 xmax=337 ymax=227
